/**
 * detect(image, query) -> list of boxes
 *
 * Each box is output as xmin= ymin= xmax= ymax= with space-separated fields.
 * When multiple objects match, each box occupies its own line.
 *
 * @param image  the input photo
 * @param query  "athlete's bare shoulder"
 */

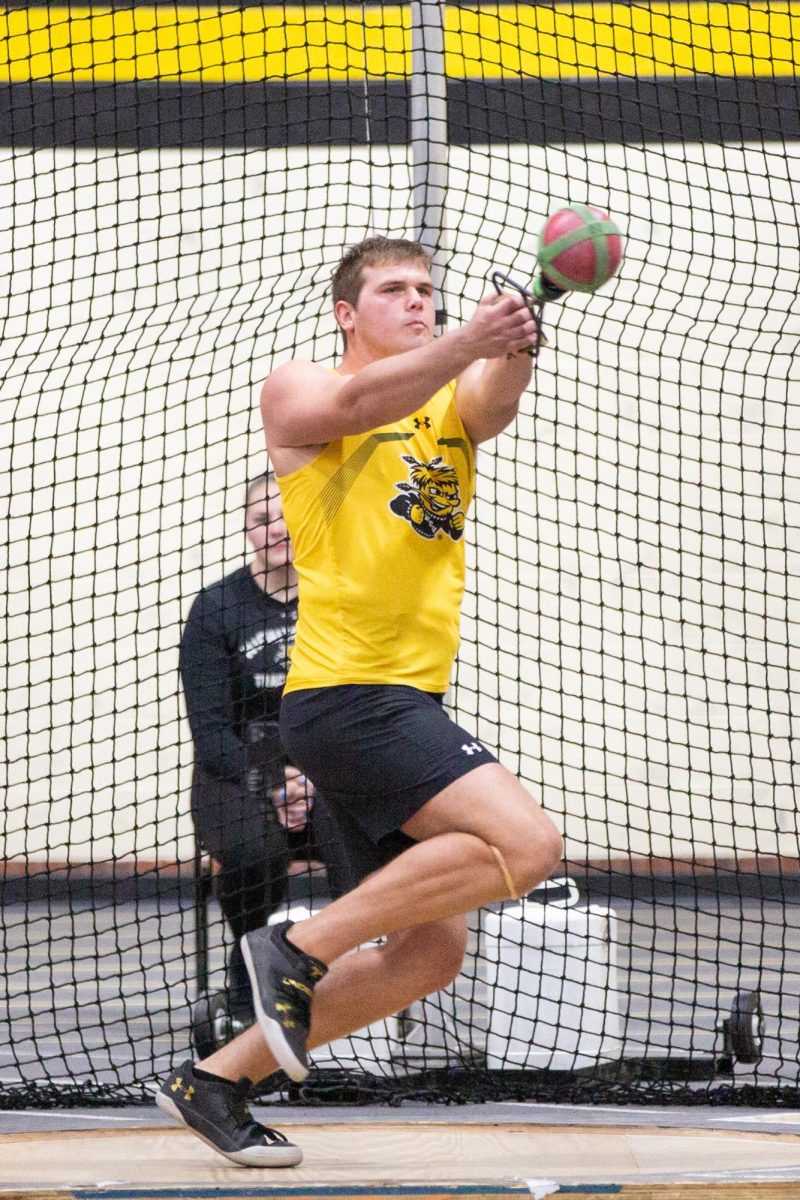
xmin=260 ymin=358 xmax=352 ymax=454
xmin=261 ymin=358 xmax=335 ymax=404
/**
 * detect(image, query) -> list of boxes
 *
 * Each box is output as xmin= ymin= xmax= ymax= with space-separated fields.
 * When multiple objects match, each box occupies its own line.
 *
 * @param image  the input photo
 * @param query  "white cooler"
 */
xmin=395 ymin=885 xmax=622 ymax=1071
xmin=482 ymin=899 xmax=622 ymax=1071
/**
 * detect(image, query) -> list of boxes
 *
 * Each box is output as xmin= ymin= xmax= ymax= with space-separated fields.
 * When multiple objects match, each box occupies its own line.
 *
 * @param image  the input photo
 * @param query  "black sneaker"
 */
xmin=155 ymin=1060 xmax=302 ymax=1167
xmin=241 ymin=921 xmax=327 ymax=1082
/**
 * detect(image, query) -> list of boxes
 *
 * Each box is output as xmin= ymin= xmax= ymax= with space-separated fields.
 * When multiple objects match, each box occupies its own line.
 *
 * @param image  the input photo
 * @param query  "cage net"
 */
xmin=2 ymin=3 xmax=799 ymax=1108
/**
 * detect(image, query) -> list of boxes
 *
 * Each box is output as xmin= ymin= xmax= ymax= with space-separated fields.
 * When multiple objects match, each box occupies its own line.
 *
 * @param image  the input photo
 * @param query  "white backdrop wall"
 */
xmin=2 ymin=142 xmax=799 ymax=865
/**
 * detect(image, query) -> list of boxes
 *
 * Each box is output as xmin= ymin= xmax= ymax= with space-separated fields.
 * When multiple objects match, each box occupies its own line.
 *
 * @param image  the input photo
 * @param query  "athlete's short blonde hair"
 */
xmin=332 ymin=237 xmax=431 ymax=310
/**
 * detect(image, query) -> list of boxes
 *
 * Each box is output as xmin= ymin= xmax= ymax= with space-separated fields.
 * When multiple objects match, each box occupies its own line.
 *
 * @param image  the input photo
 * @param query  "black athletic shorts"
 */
xmin=279 ymin=684 xmax=498 ymax=885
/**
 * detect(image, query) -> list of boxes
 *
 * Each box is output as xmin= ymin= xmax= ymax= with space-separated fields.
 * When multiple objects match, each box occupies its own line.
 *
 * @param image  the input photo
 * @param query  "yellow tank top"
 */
xmin=279 ymin=379 xmax=475 ymax=694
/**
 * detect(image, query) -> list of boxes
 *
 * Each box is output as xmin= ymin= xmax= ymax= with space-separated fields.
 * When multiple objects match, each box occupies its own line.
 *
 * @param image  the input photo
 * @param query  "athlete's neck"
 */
xmin=250 ymin=558 xmax=298 ymax=604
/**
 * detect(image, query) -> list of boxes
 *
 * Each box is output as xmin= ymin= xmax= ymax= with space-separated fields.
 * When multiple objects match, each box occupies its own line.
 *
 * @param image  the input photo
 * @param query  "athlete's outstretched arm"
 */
xmin=262 ymin=293 xmax=538 ymax=449
xmin=453 ymin=348 xmax=535 ymax=445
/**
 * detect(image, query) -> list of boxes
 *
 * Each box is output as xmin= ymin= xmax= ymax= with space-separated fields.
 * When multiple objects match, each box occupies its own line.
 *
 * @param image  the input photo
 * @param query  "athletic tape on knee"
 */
xmin=488 ymin=844 xmax=522 ymax=900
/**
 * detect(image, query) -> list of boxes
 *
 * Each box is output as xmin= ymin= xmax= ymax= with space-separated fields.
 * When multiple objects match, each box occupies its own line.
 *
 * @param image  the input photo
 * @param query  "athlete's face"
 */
xmin=245 ymin=482 xmax=292 ymax=573
xmin=339 ymin=260 xmax=436 ymax=358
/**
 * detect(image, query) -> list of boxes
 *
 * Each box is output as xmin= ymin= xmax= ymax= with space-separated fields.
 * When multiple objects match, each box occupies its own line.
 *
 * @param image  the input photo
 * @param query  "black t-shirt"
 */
xmin=179 ymin=565 xmax=298 ymax=789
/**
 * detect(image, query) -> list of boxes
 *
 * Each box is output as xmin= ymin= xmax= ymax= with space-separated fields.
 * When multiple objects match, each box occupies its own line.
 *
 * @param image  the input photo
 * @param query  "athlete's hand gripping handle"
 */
xmin=490 ymin=271 xmax=547 ymax=360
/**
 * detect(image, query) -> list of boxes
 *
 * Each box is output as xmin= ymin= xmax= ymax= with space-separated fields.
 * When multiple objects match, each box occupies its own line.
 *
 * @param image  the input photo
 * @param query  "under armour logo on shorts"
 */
xmin=461 ymin=742 xmax=484 ymax=756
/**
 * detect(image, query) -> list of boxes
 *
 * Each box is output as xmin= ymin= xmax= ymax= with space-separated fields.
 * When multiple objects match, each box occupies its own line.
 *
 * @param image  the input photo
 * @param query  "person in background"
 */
xmin=179 ymin=471 xmax=348 ymax=1028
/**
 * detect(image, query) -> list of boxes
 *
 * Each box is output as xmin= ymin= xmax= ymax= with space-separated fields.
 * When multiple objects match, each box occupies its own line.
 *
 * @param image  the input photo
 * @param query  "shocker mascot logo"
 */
xmin=390 ymin=455 xmax=465 ymax=541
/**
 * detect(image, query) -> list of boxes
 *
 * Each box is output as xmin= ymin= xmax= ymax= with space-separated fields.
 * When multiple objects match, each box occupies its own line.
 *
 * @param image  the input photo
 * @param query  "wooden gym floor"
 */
xmin=2 ymin=1103 xmax=800 ymax=1199
xmin=3 ymin=892 xmax=799 ymax=1198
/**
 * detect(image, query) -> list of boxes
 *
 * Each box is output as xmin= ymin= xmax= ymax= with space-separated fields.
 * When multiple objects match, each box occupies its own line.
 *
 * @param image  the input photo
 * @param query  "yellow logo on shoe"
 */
xmin=170 ymin=1078 xmax=195 ymax=1101
xmin=310 ymin=965 xmax=325 ymax=980
xmin=276 ymin=1001 xmax=296 ymax=1028
xmin=282 ymin=976 xmax=313 ymax=999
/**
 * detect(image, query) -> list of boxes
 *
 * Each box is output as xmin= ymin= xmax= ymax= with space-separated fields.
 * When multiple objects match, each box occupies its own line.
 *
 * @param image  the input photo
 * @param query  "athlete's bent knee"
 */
xmin=434 ymin=921 xmax=469 ymax=989
xmin=400 ymin=918 xmax=468 ymax=994
xmin=492 ymin=822 xmax=564 ymax=899
xmin=531 ymin=824 xmax=564 ymax=892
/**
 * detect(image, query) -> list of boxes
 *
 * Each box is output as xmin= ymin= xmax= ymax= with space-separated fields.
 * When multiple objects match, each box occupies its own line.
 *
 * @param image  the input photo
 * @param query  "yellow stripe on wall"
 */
xmin=0 ymin=4 xmax=798 ymax=83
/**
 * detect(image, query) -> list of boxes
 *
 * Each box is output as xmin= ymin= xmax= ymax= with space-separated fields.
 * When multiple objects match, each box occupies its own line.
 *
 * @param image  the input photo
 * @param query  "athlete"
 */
xmin=157 ymin=237 xmax=563 ymax=1166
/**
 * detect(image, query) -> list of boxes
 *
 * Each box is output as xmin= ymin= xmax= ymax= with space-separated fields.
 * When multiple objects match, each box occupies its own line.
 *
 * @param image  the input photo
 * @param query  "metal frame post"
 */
xmin=410 ymin=0 xmax=450 ymax=328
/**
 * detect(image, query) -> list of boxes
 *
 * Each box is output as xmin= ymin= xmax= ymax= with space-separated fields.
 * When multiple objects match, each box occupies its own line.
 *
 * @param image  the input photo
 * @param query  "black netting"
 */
xmin=2 ymin=3 xmax=799 ymax=1107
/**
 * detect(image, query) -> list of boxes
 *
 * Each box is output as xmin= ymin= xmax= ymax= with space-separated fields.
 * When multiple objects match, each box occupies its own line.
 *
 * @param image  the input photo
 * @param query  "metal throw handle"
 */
xmin=490 ymin=270 xmax=545 ymax=360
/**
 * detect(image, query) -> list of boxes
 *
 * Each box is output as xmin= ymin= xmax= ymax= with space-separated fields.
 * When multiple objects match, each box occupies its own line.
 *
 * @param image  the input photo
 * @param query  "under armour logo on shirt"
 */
xmin=461 ymin=742 xmax=484 ymax=756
